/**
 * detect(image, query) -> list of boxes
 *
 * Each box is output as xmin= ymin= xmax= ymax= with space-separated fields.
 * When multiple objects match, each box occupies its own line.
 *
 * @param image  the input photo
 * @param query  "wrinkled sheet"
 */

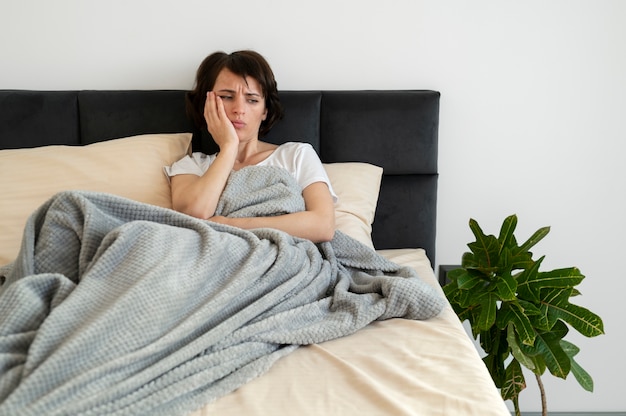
xmin=194 ymin=249 xmax=511 ymax=416
xmin=0 ymin=166 xmax=444 ymax=416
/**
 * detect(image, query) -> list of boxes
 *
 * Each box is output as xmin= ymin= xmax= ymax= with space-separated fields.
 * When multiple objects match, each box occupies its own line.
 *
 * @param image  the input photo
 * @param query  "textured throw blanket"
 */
xmin=0 ymin=166 xmax=444 ymax=416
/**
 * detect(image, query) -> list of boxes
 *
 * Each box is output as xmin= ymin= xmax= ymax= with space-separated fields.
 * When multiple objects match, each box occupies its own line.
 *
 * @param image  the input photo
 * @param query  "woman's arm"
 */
xmin=209 ymin=181 xmax=336 ymax=243
xmin=170 ymin=148 xmax=237 ymax=219
xmin=171 ymin=93 xmax=239 ymax=218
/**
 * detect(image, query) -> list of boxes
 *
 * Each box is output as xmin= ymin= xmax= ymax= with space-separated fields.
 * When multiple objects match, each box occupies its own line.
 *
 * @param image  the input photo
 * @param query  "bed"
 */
xmin=0 ymin=89 xmax=509 ymax=415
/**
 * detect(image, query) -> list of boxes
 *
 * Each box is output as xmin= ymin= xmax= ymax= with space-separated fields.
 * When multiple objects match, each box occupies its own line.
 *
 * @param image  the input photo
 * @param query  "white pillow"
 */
xmin=0 ymin=133 xmax=192 ymax=266
xmin=323 ymin=162 xmax=383 ymax=249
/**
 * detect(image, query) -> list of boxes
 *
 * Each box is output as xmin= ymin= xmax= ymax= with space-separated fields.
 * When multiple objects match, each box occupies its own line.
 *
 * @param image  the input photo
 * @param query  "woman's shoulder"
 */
xmin=165 ymin=151 xmax=215 ymax=177
xmin=182 ymin=151 xmax=217 ymax=167
xmin=276 ymin=141 xmax=309 ymax=148
xmin=189 ymin=151 xmax=215 ymax=160
xmin=274 ymin=141 xmax=315 ymax=156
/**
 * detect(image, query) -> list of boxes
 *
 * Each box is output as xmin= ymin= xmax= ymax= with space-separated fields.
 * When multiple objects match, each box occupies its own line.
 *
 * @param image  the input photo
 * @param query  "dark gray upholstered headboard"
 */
xmin=0 ymin=90 xmax=440 ymax=261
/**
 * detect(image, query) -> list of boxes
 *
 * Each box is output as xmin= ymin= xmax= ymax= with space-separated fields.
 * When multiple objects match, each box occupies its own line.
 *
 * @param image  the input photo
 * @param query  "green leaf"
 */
xmin=468 ymin=219 xmax=501 ymax=273
xmin=455 ymin=287 xmax=472 ymax=309
xmin=508 ymin=249 xmax=534 ymax=271
xmin=527 ymin=354 xmax=547 ymax=376
xmin=507 ymin=323 xmax=535 ymax=370
xmin=455 ymin=304 xmax=481 ymax=336
xmin=501 ymin=358 xmax=526 ymax=402
xmin=553 ymin=303 xmax=605 ymax=338
xmin=498 ymin=214 xmax=518 ymax=253
xmin=523 ymin=327 xmax=571 ymax=379
xmin=456 ymin=270 xmax=485 ymax=291
xmin=498 ymin=302 xmax=535 ymax=345
xmin=481 ymin=328 xmax=510 ymax=388
xmin=518 ymin=225 xmax=550 ymax=253
xmin=516 ymin=299 xmax=546 ymax=332
xmin=442 ymin=282 xmax=458 ymax=301
xmin=535 ymin=267 xmax=585 ymax=290
xmin=539 ymin=288 xmax=570 ymax=329
xmin=517 ymin=299 xmax=542 ymax=317
xmin=497 ymin=246 xmax=513 ymax=275
xmin=524 ymin=303 xmax=550 ymax=331
xmin=460 ymin=251 xmax=479 ymax=269
xmin=478 ymin=292 xmax=498 ymax=331
xmin=561 ymin=340 xmax=594 ymax=392
xmin=541 ymin=288 xmax=605 ymax=337
xmin=483 ymin=352 xmax=507 ymax=388
xmin=446 ymin=267 xmax=465 ymax=281
xmin=495 ymin=272 xmax=517 ymax=301
xmin=515 ymin=257 xmax=544 ymax=303
xmin=561 ymin=338 xmax=580 ymax=355
xmin=480 ymin=326 xmax=509 ymax=357
xmin=451 ymin=303 xmax=470 ymax=321
xmin=570 ymin=358 xmax=594 ymax=392
xmin=550 ymin=319 xmax=570 ymax=339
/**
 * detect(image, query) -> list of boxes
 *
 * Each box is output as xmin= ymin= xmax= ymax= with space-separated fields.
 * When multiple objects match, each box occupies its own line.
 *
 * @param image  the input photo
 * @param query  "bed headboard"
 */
xmin=0 ymin=89 xmax=440 ymax=261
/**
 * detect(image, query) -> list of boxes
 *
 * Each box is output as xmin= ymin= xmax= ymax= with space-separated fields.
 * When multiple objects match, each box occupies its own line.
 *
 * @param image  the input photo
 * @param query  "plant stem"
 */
xmin=535 ymin=373 xmax=547 ymax=416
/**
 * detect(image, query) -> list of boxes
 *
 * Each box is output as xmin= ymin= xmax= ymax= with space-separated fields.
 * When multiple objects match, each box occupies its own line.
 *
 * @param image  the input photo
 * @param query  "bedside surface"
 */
xmin=437 ymin=264 xmax=461 ymax=286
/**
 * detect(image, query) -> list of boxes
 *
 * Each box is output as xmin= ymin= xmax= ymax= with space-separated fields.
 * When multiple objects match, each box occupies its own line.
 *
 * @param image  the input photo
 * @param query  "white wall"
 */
xmin=2 ymin=0 xmax=624 ymax=412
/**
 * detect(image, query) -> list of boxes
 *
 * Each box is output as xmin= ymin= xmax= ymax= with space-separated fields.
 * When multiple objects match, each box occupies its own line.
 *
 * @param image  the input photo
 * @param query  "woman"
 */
xmin=165 ymin=50 xmax=336 ymax=243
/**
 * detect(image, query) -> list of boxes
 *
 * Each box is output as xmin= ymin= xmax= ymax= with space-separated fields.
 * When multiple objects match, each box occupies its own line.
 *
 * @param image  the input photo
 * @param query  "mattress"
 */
xmin=193 ymin=248 xmax=510 ymax=416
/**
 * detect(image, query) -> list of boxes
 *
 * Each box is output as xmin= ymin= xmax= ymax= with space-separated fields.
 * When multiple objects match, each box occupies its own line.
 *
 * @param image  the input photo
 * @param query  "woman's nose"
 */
xmin=231 ymin=95 xmax=246 ymax=114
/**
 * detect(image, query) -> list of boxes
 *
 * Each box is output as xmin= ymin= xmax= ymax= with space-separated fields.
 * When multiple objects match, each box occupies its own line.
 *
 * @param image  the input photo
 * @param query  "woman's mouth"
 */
xmin=231 ymin=120 xmax=246 ymax=129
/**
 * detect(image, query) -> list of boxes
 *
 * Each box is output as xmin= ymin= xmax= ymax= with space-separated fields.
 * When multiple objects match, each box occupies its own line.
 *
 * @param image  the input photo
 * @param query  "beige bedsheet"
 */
xmin=191 ymin=248 xmax=509 ymax=416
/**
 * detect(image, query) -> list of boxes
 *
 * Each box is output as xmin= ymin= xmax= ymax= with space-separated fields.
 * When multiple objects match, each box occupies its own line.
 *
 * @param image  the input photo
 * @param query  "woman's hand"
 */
xmin=204 ymin=91 xmax=239 ymax=150
xmin=170 ymin=93 xmax=240 ymax=219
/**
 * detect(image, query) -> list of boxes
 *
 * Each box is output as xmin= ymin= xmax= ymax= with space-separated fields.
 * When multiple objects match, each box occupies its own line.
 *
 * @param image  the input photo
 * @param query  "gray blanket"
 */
xmin=0 ymin=166 xmax=444 ymax=416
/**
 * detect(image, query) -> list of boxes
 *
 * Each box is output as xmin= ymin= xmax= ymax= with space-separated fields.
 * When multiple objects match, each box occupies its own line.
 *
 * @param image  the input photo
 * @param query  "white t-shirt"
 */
xmin=164 ymin=142 xmax=337 ymax=201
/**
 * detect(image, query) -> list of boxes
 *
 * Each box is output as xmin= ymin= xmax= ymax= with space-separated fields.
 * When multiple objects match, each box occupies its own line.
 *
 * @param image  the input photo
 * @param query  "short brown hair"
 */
xmin=186 ymin=50 xmax=284 ymax=138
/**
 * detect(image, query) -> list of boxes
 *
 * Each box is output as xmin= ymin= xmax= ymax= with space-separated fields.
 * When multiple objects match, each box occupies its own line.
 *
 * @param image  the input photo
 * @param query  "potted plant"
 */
xmin=443 ymin=215 xmax=604 ymax=416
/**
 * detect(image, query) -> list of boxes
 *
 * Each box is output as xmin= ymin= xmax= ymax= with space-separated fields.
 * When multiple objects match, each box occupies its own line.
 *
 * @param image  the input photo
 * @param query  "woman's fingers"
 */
xmin=205 ymin=92 xmax=238 ymax=147
xmin=205 ymin=92 xmax=224 ymax=134
xmin=204 ymin=92 xmax=218 ymax=125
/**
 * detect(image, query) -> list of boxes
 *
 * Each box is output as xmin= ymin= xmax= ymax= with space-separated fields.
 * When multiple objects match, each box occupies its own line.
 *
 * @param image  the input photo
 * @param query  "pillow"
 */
xmin=323 ymin=162 xmax=383 ymax=249
xmin=0 ymin=133 xmax=192 ymax=266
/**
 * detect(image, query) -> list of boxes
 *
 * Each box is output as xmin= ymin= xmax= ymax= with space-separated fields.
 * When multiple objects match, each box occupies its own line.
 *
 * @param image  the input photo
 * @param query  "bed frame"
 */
xmin=1 ymin=89 xmax=515 ymax=416
xmin=0 ymin=89 xmax=439 ymax=262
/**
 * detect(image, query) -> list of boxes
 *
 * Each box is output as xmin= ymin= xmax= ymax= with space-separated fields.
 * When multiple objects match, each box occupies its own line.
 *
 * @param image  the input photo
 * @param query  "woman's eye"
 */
xmin=219 ymin=95 xmax=232 ymax=100
xmin=248 ymin=99 xmax=259 ymax=104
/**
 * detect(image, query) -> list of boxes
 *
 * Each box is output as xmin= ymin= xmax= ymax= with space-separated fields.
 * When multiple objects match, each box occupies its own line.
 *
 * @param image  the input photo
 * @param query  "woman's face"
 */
xmin=212 ymin=68 xmax=268 ymax=143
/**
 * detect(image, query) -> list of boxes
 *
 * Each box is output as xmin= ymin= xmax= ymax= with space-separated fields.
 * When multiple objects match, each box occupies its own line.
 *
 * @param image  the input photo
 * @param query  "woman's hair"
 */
xmin=186 ymin=50 xmax=284 ymax=138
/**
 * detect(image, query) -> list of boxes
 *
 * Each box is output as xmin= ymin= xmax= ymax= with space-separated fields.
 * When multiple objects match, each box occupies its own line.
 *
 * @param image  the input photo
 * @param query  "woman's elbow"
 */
xmin=314 ymin=216 xmax=336 ymax=243
xmin=172 ymin=199 xmax=214 ymax=220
